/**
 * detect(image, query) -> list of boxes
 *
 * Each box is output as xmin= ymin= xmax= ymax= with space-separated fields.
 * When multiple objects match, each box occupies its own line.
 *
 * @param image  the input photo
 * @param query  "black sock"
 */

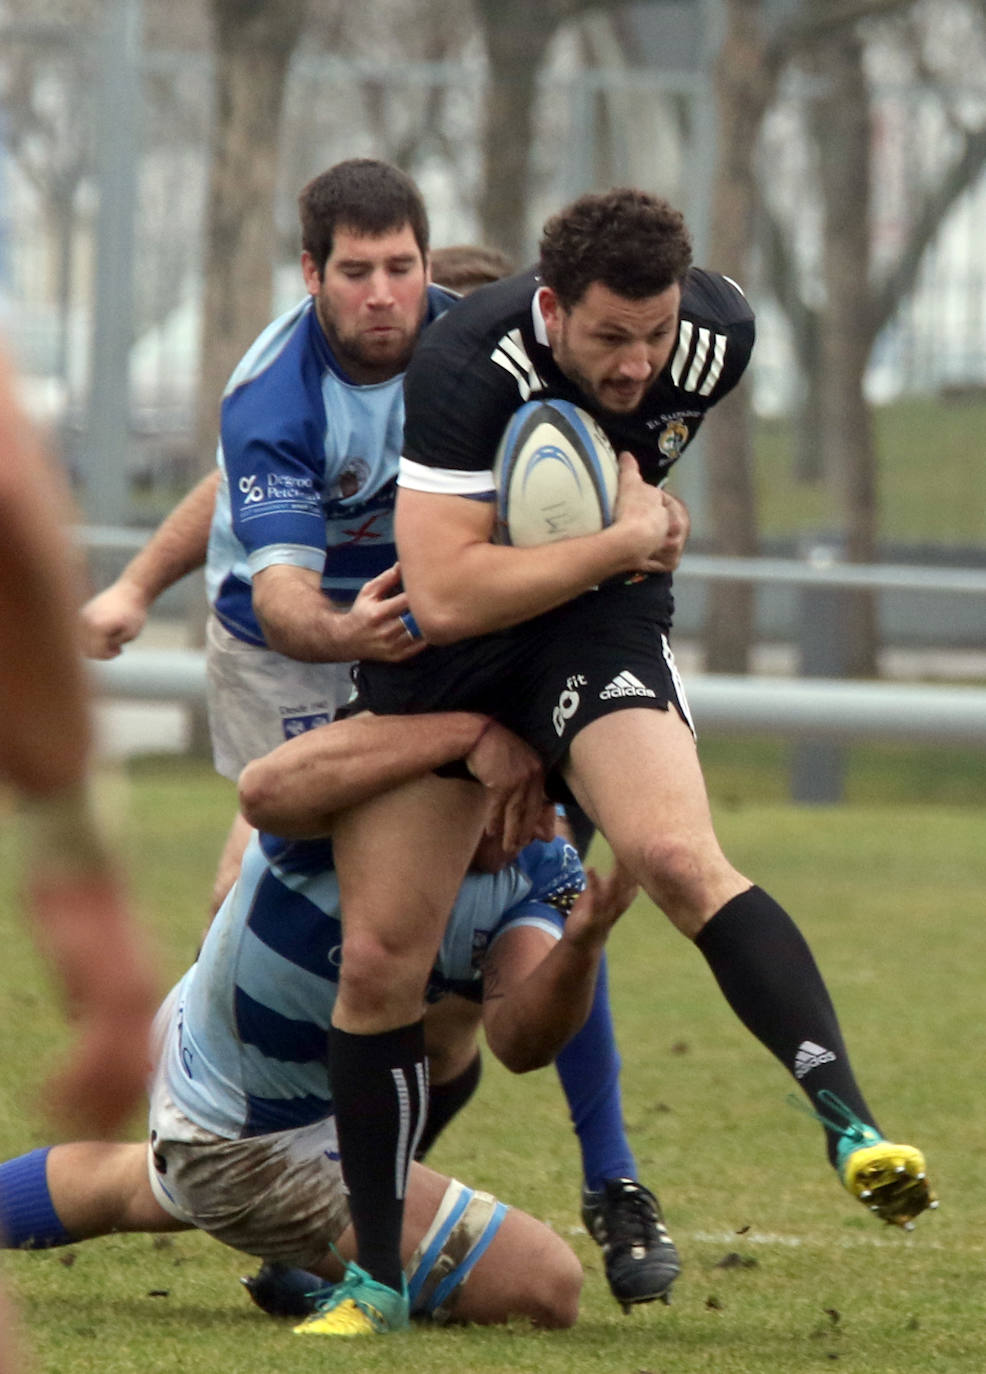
xmin=328 ymin=1020 xmax=428 ymax=1291
xmin=415 ymin=1051 xmax=482 ymax=1160
xmin=694 ymin=886 xmax=880 ymax=1166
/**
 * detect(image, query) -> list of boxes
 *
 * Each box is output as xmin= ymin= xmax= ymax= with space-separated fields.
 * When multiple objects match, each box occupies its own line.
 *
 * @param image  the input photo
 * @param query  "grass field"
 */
xmin=755 ymin=393 xmax=986 ymax=546
xmin=2 ymin=748 xmax=985 ymax=1374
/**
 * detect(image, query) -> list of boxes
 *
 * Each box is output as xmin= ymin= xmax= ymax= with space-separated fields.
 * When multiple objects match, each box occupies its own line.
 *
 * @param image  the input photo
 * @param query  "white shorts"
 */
xmin=205 ymin=615 xmax=356 ymax=779
xmin=146 ymin=1071 xmax=510 ymax=1320
xmin=148 ymin=1075 xmax=350 ymax=1268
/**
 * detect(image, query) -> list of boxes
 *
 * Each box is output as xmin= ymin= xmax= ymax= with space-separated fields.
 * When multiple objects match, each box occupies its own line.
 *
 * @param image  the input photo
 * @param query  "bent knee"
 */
xmin=630 ymin=835 xmax=741 ymax=934
xmin=526 ymin=1246 xmax=582 ymax=1328
xmin=336 ymin=932 xmax=433 ymax=1023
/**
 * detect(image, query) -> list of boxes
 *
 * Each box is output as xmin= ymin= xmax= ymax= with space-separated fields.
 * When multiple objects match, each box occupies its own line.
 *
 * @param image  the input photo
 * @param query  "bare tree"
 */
xmin=0 ymin=13 xmax=98 ymax=384
xmin=760 ymin=0 xmax=986 ymax=673
xmin=194 ymin=0 xmax=308 ymax=476
xmin=702 ymin=0 xmax=781 ymax=671
xmin=806 ymin=19 xmax=879 ymax=672
xmin=474 ymin=0 xmax=678 ymax=262
xmin=473 ymin=0 xmax=565 ymax=262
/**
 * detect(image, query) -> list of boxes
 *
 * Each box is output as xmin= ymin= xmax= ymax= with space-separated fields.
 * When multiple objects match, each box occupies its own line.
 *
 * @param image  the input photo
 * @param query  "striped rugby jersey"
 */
xmin=159 ymin=832 xmax=585 ymax=1139
xmin=205 ymin=285 xmax=456 ymax=646
xmin=398 ymin=266 xmax=754 ymax=499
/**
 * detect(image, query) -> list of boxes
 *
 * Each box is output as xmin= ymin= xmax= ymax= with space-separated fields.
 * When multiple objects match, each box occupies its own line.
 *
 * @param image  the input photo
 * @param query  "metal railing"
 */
xmin=89 ymin=649 xmax=986 ymax=747
xmin=84 ymin=534 xmax=986 ymax=779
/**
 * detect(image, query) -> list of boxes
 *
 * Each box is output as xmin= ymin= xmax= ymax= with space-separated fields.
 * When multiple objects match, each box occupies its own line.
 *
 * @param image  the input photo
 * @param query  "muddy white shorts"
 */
xmin=147 ymin=1076 xmax=509 ymax=1320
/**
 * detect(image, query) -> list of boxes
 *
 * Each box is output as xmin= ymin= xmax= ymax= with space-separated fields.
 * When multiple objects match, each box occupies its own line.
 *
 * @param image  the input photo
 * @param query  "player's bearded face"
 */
xmin=304 ymin=223 xmax=429 ymax=383
xmin=541 ymin=281 xmax=681 ymax=415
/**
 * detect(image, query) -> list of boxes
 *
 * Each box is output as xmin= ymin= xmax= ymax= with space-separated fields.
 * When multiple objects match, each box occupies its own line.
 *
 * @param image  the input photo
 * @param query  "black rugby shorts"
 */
xmin=354 ymin=575 xmax=694 ymax=786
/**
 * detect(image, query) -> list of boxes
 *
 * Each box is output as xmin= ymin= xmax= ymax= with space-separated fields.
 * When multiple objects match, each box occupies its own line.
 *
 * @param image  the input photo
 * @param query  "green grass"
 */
xmin=755 ymin=394 xmax=986 ymax=545
xmin=2 ymin=752 xmax=985 ymax=1373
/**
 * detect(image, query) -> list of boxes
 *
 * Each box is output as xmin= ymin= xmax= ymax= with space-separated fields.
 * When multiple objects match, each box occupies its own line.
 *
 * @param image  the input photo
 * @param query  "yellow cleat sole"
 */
xmin=842 ymin=1142 xmax=938 ymax=1227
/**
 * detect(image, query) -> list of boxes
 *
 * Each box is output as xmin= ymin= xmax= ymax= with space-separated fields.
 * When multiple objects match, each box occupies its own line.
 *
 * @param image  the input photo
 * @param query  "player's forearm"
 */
xmin=255 ymin=606 xmax=353 ymax=661
xmin=484 ymin=935 xmax=604 ymax=1073
xmin=1 ymin=565 xmax=92 ymax=788
xmin=251 ymin=576 xmax=360 ymax=662
xmin=239 ymin=711 xmax=490 ymax=836
xmin=400 ymin=525 xmax=643 ymax=646
xmin=117 ymin=469 xmax=218 ymax=602
xmin=397 ymin=458 xmax=676 ymax=644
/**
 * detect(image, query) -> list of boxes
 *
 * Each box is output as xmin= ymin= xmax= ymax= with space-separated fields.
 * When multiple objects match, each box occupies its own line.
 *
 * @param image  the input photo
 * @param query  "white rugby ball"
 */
xmin=492 ymin=399 xmax=619 ymax=547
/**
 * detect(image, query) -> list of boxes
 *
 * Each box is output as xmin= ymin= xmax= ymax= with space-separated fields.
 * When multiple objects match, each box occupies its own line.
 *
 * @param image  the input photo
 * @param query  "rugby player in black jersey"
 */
xmin=313 ymin=189 xmax=936 ymax=1336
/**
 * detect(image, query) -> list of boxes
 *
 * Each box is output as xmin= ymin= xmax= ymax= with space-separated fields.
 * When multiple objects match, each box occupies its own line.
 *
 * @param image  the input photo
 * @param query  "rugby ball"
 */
xmin=492 ymin=399 xmax=619 ymax=547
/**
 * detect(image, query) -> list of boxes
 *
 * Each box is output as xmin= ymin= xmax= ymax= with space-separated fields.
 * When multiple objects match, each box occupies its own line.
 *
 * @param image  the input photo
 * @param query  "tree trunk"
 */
xmin=195 ymin=0 xmax=307 ymax=482
xmin=702 ymin=0 xmax=771 ymax=673
xmin=474 ymin=0 xmax=554 ymax=263
xmin=810 ymin=25 xmax=879 ymax=676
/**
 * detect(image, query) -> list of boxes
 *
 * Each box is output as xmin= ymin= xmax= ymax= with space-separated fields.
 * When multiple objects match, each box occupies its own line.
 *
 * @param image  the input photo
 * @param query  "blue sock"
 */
xmin=0 ymin=1148 xmax=74 ymax=1249
xmin=554 ymin=954 xmax=637 ymax=1191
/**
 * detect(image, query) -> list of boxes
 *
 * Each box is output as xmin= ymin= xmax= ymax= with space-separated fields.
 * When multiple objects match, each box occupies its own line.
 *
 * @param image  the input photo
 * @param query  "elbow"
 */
xmin=237 ymin=759 xmax=277 ymax=831
xmin=406 ymin=579 xmax=492 ymax=646
xmin=254 ymin=618 xmax=294 ymax=659
xmin=416 ymin=599 xmax=499 ymax=647
xmin=412 ymin=602 xmax=471 ymax=648
xmin=490 ymin=1033 xmax=555 ymax=1076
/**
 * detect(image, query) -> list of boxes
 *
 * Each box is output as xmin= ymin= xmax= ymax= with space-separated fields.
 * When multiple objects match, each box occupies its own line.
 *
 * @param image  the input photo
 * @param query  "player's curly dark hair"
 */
xmin=538 ymin=188 xmax=692 ymax=309
xmin=298 ymin=159 xmax=430 ymax=276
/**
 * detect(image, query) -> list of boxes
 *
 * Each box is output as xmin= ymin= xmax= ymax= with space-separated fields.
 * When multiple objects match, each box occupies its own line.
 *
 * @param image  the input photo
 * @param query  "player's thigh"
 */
xmin=564 ymin=706 xmax=748 ymax=923
xmin=444 ymin=1197 xmax=581 ymax=1327
xmin=146 ymin=1105 xmax=351 ymax=1271
xmin=565 ymin=705 xmax=716 ymax=850
xmin=330 ymin=773 xmax=488 ymax=960
xmin=45 ymin=1141 xmax=188 ymax=1238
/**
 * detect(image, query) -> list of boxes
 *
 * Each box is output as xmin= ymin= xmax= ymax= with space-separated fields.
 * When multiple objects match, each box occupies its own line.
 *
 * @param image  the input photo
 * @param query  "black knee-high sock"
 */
xmin=694 ymin=886 xmax=880 ymax=1166
xmin=415 ymin=1051 xmax=482 ymax=1161
xmin=328 ymin=1020 xmax=428 ymax=1291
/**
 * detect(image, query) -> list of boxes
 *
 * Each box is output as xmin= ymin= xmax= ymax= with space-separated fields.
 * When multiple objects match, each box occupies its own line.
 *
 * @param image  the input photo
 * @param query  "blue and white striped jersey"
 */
xmin=205 ymin=285 xmax=456 ymax=647
xmin=159 ymin=831 xmax=585 ymax=1140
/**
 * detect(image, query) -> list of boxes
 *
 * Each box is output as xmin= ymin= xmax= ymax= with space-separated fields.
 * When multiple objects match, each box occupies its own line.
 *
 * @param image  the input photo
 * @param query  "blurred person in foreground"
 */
xmin=0 ymin=347 xmax=158 ymax=1372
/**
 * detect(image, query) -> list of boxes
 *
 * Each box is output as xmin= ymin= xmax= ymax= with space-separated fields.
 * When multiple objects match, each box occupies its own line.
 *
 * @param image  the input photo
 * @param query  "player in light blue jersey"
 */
xmin=83 ymin=161 xmax=456 ymax=915
xmin=203 ymin=160 xmax=456 ymax=789
xmin=0 ymin=712 xmax=655 ymax=1336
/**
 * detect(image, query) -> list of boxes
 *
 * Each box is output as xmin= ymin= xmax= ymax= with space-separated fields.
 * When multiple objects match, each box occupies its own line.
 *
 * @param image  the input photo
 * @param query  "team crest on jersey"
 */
xmin=334 ymin=458 xmax=370 ymax=499
xmin=657 ymin=420 xmax=689 ymax=460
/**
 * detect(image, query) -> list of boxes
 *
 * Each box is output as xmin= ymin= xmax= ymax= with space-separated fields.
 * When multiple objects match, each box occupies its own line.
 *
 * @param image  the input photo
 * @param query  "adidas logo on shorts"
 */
xmin=794 ymin=1040 xmax=837 ymax=1079
xmin=600 ymin=671 xmax=656 ymax=701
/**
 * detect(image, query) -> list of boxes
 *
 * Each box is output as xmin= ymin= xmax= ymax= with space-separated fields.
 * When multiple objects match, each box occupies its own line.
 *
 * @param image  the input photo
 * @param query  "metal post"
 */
xmin=82 ymin=0 xmax=143 ymax=525
xmin=790 ymin=540 xmax=850 ymax=802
